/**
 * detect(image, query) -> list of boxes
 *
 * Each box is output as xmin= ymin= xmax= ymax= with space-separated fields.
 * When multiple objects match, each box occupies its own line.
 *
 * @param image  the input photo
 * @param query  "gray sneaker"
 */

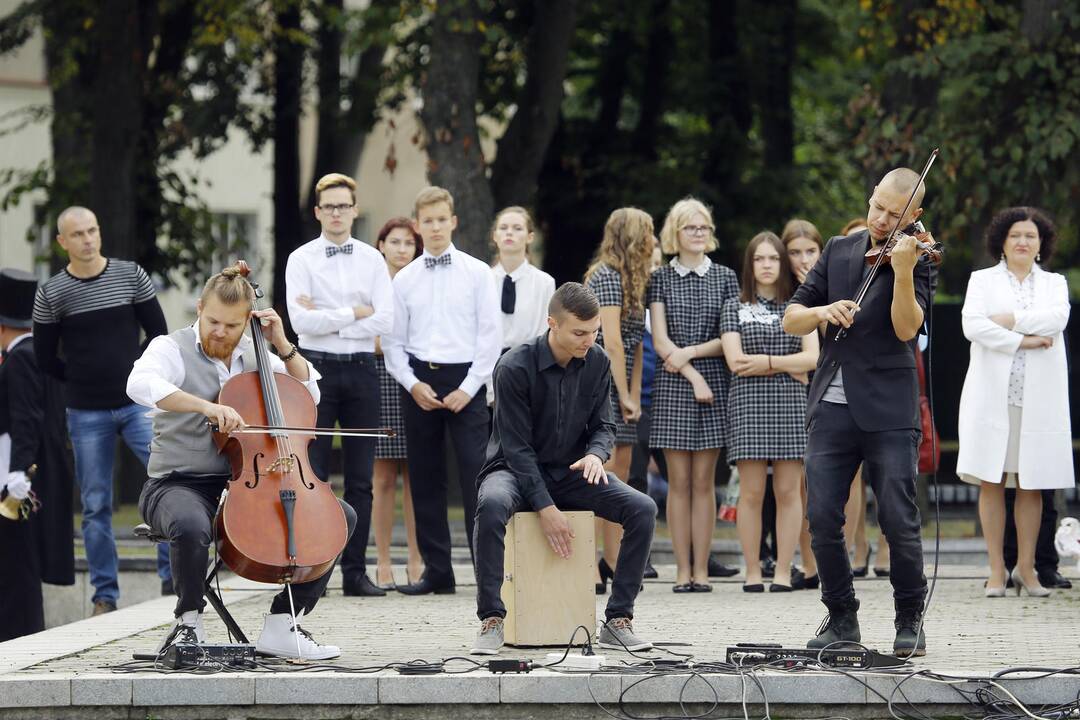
xmin=598 ymin=617 xmax=652 ymax=652
xmin=470 ymin=617 xmax=504 ymax=655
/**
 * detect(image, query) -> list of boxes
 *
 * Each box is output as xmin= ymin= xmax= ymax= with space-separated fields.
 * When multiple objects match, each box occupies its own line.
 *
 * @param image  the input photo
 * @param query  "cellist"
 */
xmin=126 ymin=265 xmax=354 ymax=659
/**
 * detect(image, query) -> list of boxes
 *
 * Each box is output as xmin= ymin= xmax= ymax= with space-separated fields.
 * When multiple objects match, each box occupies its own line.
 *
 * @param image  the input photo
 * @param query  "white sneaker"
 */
xmin=255 ymin=610 xmax=340 ymax=660
xmin=155 ymin=611 xmax=206 ymax=653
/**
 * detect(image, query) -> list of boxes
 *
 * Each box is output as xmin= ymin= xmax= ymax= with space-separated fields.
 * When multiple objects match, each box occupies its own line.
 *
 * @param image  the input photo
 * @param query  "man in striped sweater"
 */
xmin=33 ymin=206 xmax=170 ymax=615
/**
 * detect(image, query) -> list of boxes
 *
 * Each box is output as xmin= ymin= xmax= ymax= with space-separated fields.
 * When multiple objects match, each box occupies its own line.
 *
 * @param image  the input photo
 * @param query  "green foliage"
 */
xmin=848 ymin=0 xmax=1080 ymax=296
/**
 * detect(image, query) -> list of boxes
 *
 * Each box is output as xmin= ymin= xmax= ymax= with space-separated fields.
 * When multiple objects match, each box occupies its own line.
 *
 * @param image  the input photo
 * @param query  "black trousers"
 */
xmin=403 ymin=360 xmax=488 ymax=585
xmin=304 ymin=352 xmax=379 ymax=580
xmin=1003 ymin=488 xmax=1060 ymax=574
xmin=0 ymin=515 xmax=44 ymax=641
xmin=804 ymin=402 xmax=926 ymax=609
xmin=139 ymin=474 xmax=357 ymax=618
xmin=474 ymin=470 xmax=657 ymax=621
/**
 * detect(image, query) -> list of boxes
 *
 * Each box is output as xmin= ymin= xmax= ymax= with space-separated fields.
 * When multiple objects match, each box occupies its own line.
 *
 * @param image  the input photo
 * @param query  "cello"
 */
xmin=211 ymin=262 xmax=388 ymax=588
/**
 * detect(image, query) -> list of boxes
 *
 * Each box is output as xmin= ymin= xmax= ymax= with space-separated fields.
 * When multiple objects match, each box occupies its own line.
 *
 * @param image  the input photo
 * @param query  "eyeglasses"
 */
xmin=319 ymin=203 xmax=354 ymax=215
xmin=681 ymin=225 xmax=713 ymax=236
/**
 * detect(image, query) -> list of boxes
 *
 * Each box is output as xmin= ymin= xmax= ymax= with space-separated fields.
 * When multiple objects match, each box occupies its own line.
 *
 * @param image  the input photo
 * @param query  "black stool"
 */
xmin=133 ymin=523 xmax=249 ymax=643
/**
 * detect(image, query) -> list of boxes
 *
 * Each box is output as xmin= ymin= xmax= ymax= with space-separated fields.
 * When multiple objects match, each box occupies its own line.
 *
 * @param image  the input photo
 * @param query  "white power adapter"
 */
xmin=544 ymin=652 xmax=605 ymax=671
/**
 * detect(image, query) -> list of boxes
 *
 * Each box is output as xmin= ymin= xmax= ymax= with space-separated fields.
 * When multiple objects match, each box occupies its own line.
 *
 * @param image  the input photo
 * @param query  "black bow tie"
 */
xmin=326 ymin=244 xmax=354 ymax=258
xmin=501 ymin=274 xmax=516 ymax=314
xmin=424 ymin=253 xmax=452 ymax=269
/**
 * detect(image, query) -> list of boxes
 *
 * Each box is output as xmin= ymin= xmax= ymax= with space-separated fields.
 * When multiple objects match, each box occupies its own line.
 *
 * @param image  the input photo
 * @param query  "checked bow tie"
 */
xmin=325 ymin=244 xmax=354 ymax=258
xmin=424 ymin=253 xmax=452 ymax=269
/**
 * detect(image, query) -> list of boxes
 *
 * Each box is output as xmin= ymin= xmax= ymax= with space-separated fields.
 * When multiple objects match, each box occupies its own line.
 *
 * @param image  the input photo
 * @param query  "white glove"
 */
xmin=4 ymin=470 xmax=30 ymax=501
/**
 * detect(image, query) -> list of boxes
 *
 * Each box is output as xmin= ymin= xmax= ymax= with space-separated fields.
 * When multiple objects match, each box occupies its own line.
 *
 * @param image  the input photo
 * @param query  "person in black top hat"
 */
xmin=0 ymin=268 xmax=75 ymax=641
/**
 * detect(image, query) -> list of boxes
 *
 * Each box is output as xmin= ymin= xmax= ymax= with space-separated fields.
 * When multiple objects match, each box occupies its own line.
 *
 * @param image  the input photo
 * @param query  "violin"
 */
xmin=836 ymin=148 xmax=941 ymax=342
xmin=210 ymin=262 xmax=390 ymax=586
xmin=864 ymin=221 xmax=944 ymax=267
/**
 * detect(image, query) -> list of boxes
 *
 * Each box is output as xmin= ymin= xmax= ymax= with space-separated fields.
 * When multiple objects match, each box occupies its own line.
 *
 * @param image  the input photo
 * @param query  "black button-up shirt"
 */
xmin=478 ymin=332 xmax=617 ymax=510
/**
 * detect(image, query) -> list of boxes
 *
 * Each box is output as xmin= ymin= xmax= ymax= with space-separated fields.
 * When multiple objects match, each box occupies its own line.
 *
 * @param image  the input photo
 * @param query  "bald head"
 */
xmin=878 ymin=168 xmax=925 ymax=210
xmin=57 ymin=206 xmax=96 ymax=235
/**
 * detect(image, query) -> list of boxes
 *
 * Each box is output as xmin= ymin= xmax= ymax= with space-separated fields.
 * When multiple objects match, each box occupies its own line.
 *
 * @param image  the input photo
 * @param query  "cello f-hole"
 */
xmin=247 ymin=452 xmax=265 ymax=489
xmin=291 ymin=454 xmax=315 ymax=490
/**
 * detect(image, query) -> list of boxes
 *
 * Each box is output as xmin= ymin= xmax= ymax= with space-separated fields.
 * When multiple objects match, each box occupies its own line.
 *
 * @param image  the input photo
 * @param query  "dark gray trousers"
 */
xmin=140 ymin=474 xmax=356 ymax=617
xmin=474 ymin=469 xmax=657 ymax=621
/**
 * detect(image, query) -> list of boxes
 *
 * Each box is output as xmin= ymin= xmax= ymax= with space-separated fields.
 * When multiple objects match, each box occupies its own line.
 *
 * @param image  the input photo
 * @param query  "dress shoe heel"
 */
xmin=984 ymin=585 xmax=1006 ymax=598
xmin=852 ymin=544 xmax=871 ymax=578
xmin=1010 ymin=567 xmax=1051 ymax=598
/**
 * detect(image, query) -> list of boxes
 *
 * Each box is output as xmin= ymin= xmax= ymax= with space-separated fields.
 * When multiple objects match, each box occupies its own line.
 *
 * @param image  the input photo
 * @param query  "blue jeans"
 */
xmin=67 ymin=404 xmax=171 ymax=604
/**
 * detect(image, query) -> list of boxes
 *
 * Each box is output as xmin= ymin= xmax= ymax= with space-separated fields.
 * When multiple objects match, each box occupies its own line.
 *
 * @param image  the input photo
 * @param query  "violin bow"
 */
xmin=836 ymin=147 xmax=939 ymax=342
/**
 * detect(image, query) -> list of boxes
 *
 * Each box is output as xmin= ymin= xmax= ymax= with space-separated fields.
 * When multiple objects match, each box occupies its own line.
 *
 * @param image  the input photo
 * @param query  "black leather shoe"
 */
xmin=893 ymin=605 xmax=927 ymax=658
xmin=396 ymin=577 xmax=455 ymax=596
xmin=643 ymin=556 xmax=659 ymax=579
xmin=807 ymin=598 xmax=860 ymax=649
xmin=344 ymin=574 xmax=387 ymax=597
xmin=1038 ymin=570 xmax=1072 ymax=589
xmin=707 ymin=554 xmax=740 ymax=578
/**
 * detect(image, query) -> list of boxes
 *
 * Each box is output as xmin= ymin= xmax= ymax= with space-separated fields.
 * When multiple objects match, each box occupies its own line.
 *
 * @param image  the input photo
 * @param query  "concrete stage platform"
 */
xmin=2 ymin=563 xmax=1079 ymax=719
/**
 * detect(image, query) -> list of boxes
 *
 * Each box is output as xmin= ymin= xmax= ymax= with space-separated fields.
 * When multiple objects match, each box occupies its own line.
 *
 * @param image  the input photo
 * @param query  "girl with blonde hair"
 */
xmin=648 ymin=198 xmax=739 ymax=592
xmin=584 ymin=208 xmax=656 ymax=593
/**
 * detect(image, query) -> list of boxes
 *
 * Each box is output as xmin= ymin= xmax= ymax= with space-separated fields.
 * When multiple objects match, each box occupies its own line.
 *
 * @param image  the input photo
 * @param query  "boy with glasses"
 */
xmin=285 ymin=173 xmax=394 ymax=597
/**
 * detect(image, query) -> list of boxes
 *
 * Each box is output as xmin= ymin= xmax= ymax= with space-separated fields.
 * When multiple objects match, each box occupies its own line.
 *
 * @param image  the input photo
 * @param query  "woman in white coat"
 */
xmin=957 ymin=207 xmax=1073 ymax=598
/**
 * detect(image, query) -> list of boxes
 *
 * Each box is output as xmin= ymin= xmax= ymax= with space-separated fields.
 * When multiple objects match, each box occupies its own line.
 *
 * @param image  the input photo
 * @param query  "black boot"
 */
xmin=807 ymin=598 xmax=861 ymax=649
xmin=893 ymin=603 xmax=926 ymax=658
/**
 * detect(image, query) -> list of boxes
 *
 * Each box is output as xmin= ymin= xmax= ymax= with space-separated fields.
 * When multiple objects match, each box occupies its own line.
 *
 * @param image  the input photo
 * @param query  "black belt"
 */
xmin=302 ymin=348 xmax=375 ymax=363
xmin=409 ymin=355 xmax=472 ymax=371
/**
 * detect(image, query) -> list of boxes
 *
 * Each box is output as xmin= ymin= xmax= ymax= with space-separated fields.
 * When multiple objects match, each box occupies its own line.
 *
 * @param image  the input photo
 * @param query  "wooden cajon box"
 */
xmin=501 ymin=510 xmax=596 ymax=647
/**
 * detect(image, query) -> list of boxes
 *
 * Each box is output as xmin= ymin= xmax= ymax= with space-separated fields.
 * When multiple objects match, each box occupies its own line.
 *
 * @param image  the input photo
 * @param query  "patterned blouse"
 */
xmin=1003 ymin=261 xmax=1035 ymax=407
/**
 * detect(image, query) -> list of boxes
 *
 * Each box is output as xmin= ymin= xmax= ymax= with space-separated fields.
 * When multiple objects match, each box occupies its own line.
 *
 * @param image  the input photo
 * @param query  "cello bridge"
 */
xmin=268 ymin=457 xmax=295 ymax=473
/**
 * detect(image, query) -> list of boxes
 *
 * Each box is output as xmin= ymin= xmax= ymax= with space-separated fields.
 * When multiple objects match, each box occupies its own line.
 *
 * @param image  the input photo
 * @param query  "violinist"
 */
xmin=127 ymin=266 xmax=355 ymax=659
xmin=782 ymin=168 xmax=937 ymax=658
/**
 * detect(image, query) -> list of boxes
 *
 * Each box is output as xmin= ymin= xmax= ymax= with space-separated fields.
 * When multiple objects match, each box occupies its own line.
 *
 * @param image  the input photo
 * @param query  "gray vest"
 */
xmin=147 ymin=326 xmax=257 ymax=479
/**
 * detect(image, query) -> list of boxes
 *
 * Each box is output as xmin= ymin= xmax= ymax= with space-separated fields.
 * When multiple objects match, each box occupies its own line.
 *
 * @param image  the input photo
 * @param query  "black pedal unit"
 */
xmin=133 ymin=643 xmax=257 ymax=669
xmin=726 ymin=643 xmax=906 ymax=669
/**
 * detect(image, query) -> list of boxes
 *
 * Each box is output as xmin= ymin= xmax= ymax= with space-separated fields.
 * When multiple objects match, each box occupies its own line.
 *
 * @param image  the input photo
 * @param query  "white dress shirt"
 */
xmin=127 ymin=323 xmax=321 ymax=411
xmin=285 ymin=235 xmax=394 ymax=353
xmin=383 ymin=243 xmax=501 ymax=398
xmin=491 ymin=259 xmax=556 ymax=350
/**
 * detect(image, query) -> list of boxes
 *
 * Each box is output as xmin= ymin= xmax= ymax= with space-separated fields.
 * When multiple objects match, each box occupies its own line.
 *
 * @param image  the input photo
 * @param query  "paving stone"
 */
xmin=499 ymin=671 xmax=621 ymax=703
xmin=71 ymin=675 xmax=132 ymax=705
xmin=132 ymin=675 xmax=255 ymax=705
xmin=378 ymin=673 xmax=500 ymax=704
xmin=0 ymin=676 xmax=70 ymax=706
xmin=255 ymin=674 xmax=378 ymax=704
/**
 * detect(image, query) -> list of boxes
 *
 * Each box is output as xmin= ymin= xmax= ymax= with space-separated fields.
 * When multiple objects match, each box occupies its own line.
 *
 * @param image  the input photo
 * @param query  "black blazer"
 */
xmin=790 ymin=230 xmax=936 ymax=432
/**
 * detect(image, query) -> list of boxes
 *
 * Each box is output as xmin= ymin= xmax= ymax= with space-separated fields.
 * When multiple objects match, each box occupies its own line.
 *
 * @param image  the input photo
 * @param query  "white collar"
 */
xmin=670 ymin=255 xmax=711 ymax=277
xmin=498 ymin=258 xmax=531 ymax=281
xmin=192 ymin=321 xmax=250 ymax=363
xmin=997 ymin=258 xmax=1040 ymax=283
xmin=319 ymin=234 xmax=355 ymax=249
xmin=422 ymin=243 xmax=456 ymax=261
xmin=4 ymin=332 xmax=32 ymax=352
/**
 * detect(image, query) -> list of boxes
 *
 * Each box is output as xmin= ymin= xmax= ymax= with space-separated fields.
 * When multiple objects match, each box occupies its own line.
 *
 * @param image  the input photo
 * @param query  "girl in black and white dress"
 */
xmin=584 ymin=208 xmax=656 ymax=593
xmin=648 ymin=198 xmax=739 ymax=592
xmin=720 ymin=231 xmax=819 ymax=592
xmin=372 ymin=218 xmax=424 ymax=589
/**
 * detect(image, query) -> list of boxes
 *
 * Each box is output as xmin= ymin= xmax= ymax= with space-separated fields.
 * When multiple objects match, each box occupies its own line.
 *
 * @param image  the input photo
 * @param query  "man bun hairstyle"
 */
xmin=549 ymin=282 xmax=600 ymax=321
xmin=200 ymin=263 xmax=255 ymax=306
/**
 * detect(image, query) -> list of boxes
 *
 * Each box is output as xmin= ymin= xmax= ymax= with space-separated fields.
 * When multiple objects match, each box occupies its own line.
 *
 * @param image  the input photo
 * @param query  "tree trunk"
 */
xmin=630 ymin=0 xmax=672 ymax=160
xmin=88 ymin=0 xmax=144 ymax=262
xmin=1021 ymin=0 xmax=1061 ymax=48
xmin=702 ymin=0 xmax=751 ymax=267
xmin=754 ymin=0 xmax=796 ymax=219
xmin=420 ymin=0 xmax=493 ymax=258
xmin=489 ymin=0 xmax=580 ymax=210
xmin=272 ymin=0 xmax=305 ymax=315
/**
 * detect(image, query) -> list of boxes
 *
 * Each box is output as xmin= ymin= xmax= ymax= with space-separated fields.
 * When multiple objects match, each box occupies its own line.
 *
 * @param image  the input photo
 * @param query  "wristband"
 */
xmin=279 ymin=343 xmax=299 ymax=362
